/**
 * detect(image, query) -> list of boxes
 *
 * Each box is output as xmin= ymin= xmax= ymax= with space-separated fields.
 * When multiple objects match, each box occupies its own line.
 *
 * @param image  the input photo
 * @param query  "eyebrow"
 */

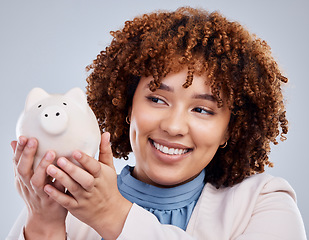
xmin=146 ymin=82 xmax=216 ymax=102
xmin=146 ymin=82 xmax=174 ymax=92
xmin=193 ymin=93 xmax=216 ymax=102
xmin=158 ymin=83 xmax=174 ymax=92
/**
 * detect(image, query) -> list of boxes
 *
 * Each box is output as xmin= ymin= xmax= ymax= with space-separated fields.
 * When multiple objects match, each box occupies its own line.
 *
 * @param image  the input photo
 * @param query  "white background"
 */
xmin=1 ymin=0 xmax=308 ymax=238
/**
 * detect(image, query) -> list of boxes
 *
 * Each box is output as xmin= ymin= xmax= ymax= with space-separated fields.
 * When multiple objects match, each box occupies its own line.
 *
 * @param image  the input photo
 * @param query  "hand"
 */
xmin=44 ymin=132 xmax=133 ymax=240
xmin=11 ymin=136 xmax=67 ymax=239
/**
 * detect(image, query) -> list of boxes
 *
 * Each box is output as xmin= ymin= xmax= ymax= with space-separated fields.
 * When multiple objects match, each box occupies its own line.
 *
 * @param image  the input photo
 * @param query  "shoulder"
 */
xmin=188 ymin=173 xmax=305 ymax=239
xmin=236 ymin=173 xmax=296 ymax=201
xmin=205 ymin=172 xmax=296 ymax=202
xmin=198 ymin=173 xmax=299 ymax=230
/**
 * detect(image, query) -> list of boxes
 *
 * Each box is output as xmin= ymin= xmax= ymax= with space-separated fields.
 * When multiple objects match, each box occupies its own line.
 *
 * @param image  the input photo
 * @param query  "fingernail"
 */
xmin=58 ymin=157 xmax=67 ymax=167
xmin=45 ymin=151 xmax=55 ymax=161
xmin=106 ymin=132 xmax=110 ymax=142
xmin=27 ymin=139 xmax=36 ymax=148
xmin=44 ymin=185 xmax=53 ymax=194
xmin=18 ymin=137 xmax=24 ymax=146
xmin=73 ymin=151 xmax=82 ymax=160
xmin=47 ymin=165 xmax=57 ymax=175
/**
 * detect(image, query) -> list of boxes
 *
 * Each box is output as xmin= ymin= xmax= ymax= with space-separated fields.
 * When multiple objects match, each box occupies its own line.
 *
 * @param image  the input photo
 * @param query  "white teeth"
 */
xmin=168 ymin=148 xmax=174 ymax=155
xmin=152 ymin=141 xmax=189 ymax=155
xmin=162 ymin=146 xmax=169 ymax=153
xmin=159 ymin=145 xmax=164 ymax=152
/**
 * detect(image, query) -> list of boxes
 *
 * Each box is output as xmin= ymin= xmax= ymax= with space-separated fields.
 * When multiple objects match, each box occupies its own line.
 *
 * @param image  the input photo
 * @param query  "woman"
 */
xmin=8 ymin=7 xmax=307 ymax=240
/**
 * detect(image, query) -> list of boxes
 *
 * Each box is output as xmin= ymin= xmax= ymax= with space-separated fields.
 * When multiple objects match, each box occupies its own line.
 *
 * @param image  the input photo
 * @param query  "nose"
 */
xmin=159 ymin=108 xmax=189 ymax=137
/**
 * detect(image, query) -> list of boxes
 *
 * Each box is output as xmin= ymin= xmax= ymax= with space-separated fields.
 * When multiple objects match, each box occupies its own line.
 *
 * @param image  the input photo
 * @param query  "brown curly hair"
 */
xmin=86 ymin=7 xmax=288 ymax=188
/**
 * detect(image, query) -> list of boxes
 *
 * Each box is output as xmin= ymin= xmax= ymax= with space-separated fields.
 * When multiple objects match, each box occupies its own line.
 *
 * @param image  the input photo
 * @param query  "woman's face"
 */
xmin=129 ymin=68 xmax=231 ymax=187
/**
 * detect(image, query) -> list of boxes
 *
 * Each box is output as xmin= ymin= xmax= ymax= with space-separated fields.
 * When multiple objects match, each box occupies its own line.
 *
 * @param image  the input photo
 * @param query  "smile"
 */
xmin=151 ymin=139 xmax=192 ymax=155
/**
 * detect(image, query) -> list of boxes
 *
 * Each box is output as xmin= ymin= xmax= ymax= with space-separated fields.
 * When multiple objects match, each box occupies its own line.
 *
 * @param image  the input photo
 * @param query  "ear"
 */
xmin=127 ymin=107 xmax=132 ymax=120
xmin=25 ymin=88 xmax=50 ymax=111
xmin=220 ymin=128 xmax=230 ymax=146
xmin=65 ymin=87 xmax=88 ymax=112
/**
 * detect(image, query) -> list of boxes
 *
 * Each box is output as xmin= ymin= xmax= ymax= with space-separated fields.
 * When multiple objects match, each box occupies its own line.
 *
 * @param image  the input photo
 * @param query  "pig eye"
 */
xmin=63 ymin=102 xmax=67 ymax=106
xmin=38 ymin=105 xmax=42 ymax=108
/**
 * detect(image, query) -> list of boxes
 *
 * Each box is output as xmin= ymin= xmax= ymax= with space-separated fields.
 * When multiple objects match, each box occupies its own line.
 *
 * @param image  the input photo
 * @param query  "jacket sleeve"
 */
xmin=235 ymin=177 xmax=307 ymax=240
xmin=118 ymin=203 xmax=196 ymax=240
xmin=6 ymin=207 xmax=27 ymax=240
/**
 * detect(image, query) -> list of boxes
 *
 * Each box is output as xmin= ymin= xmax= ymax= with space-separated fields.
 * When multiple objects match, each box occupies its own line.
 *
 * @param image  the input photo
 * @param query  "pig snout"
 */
xmin=40 ymin=105 xmax=69 ymax=135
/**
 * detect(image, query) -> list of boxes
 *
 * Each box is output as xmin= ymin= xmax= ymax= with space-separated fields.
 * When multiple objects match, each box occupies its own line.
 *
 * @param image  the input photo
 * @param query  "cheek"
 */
xmin=191 ymin=120 xmax=227 ymax=147
xmin=129 ymin=106 xmax=157 ymax=144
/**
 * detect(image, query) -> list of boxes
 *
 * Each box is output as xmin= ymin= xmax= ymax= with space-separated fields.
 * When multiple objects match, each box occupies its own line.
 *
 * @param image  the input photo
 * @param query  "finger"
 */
xmin=13 ymin=136 xmax=28 ymax=165
xmin=16 ymin=177 xmax=31 ymax=202
xmin=30 ymin=151 xmax=56 ymax=197
xmin=44 ymin=184 xmax=78 ymax=210
xmin=11 ymin=141 xmax=17 ymax=153
xmin=12 ymin=141 xmax=18 ymax=177
xmin=46 ymin=161 xmax=86 ymax=194
xmin=72 ymin=151 xmax=101 ymax=178
xmin=98 ymin=132 xmax=114 ymax=170
xmin=56 ymin=157 xmax=96 ymax=192
xmin=16 ymin=138 xmax=37 ymax=186
xmin=53 ymin=179 xmax=66 ymax=193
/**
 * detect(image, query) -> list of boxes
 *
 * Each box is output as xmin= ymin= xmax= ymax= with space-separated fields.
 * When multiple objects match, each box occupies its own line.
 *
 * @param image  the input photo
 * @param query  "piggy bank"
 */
xmin=16 ymin=87 xmax=101 ymax=169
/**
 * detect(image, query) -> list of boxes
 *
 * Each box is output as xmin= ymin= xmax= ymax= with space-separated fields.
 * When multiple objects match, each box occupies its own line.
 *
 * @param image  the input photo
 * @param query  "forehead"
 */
xmin=134 ymin=68 xmax=229 ymax=108
xmin=139 ymin=68 xmax=211 ymax=93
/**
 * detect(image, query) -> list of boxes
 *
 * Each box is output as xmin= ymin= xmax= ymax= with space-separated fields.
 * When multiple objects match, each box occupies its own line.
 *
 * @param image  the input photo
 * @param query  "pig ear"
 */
xmin=65 ymin=88 xmax=88 ymax=112
xmin=25 ymin=88 xmax=50 ymax=111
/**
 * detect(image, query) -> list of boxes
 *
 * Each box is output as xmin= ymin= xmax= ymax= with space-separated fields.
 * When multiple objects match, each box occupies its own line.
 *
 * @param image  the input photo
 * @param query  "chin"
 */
xmin=147 ymin=169 xmax=188 ymax=188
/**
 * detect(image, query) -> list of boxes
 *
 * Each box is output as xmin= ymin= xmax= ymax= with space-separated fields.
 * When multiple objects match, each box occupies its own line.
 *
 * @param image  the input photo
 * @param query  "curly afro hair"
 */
xmin=86 ymin=7 xmax=288 ymax=188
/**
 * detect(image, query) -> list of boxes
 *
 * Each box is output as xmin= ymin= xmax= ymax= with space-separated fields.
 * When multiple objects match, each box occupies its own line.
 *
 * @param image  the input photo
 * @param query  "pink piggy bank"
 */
xmin=16 ymin=87 xmax=101 ymax=169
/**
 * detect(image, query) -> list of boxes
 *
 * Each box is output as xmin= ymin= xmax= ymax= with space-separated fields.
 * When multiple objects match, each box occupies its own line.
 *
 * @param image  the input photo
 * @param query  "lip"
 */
xmin=149 ymin=138 xmax=193 ymax=164
xmin=150 ymin=138 xmax=192 ymax=150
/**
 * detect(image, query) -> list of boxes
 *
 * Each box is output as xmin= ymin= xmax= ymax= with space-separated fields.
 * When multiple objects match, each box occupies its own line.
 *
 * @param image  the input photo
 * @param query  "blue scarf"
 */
xmin=117 ymin=165 xmax=205 ymax=230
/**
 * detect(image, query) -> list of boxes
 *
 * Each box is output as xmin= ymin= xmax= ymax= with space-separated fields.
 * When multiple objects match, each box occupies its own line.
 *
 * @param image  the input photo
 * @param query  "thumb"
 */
xmin=11 ymin=141 xmax=17 ymax=153
xmin=99 ymin=132 xmax=115 ymax=170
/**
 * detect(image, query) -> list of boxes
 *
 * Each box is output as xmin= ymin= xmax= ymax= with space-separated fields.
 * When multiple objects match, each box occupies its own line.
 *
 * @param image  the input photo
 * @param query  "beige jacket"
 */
xmin=7 ymin=173 xmax=307 ymax=240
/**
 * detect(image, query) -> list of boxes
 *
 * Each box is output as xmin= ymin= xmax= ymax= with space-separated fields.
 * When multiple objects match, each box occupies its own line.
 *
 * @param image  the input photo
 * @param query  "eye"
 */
xmin=38 ymin=104 xmax=42 ymax=108
xmin=63 ymin=102 xmax=67 ymax=106
xmin=192 ymin=107 xmax=214 ymax=115
xmin=146 ymin=96 xmax=166 ymax=104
